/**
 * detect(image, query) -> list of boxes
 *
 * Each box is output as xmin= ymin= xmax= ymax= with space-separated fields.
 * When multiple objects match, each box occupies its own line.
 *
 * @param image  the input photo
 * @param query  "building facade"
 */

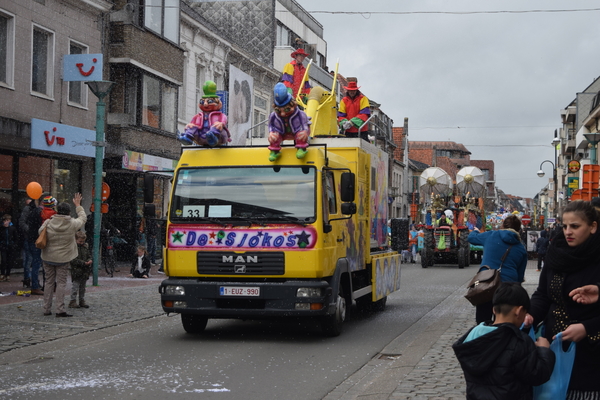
xmin=0 ymin=0 xmax=111 ymax=223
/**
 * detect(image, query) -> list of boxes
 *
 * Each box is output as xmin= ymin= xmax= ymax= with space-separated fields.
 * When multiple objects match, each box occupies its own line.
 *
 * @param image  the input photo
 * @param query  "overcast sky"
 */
xmin=294 ymin=0 xmax=600 ymax=199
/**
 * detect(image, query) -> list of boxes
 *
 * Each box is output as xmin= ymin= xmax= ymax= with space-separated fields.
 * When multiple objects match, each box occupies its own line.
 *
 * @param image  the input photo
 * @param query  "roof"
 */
xmin=409 ymin=141 xmax=471 ymax=154
xmin=409 ymin=158 xmax=429 ymax=170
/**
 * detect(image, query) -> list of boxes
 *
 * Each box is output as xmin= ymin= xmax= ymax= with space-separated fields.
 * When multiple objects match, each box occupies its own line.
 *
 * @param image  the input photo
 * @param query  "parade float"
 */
xmin=156 ymin=64 xmax=401 ymax=336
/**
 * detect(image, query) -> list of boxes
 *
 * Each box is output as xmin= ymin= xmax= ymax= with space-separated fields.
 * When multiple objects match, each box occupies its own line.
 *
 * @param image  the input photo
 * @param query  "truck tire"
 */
xmin=372 ymin=296 xmax=387 ymax=312
xmin=421 ymin=247 xmax=429 ymax=268
xmin=459 ymin=230 xmax=470 ymax=267
xmin=355 ymin=294 xmax=372 ymax=313
xmin=321 ymin=285 xmax=347 ymax=337
xmin=181 ymin=314 xmax=208 ymax=334
xmin=458 ymin=247 xmax=466 ymax=269
xmin=424 ymin=231 xmax=435 ymax=267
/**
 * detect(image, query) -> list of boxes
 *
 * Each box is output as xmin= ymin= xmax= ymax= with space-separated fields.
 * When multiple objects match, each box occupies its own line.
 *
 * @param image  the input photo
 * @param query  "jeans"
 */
xmin=21 ymin=246 xmax=32 ymax=280
xmin=23 ymin=241 xmax=42 ymax=289
xmin=537 ymin=254 xmax=545 ymax=270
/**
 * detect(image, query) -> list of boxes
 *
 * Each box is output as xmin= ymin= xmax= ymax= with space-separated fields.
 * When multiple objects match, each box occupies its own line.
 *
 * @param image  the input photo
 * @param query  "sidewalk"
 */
xmin=0 ymin=260 xmax=543 ymax=399
xmin=0 ymin=261 xmax=163 ymax=306
xmin=0 ymin=260 xmax=165 ymax=354
xmin=325 ymin=259 xmax=542 ymax=400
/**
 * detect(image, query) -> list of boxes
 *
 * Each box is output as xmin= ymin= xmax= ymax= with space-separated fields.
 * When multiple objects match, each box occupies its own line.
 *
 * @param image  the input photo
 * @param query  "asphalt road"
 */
xmin=0 ymin=262 xmax=475 ymax=399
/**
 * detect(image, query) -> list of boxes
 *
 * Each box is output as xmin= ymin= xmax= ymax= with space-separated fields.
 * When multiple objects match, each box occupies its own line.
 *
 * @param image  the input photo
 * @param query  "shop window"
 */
xmin=0 ymin=10 xmax=15 ymax=88
xmin=144 ymin=0 xmax=179 ymax=44
xmin=51 ymin=159 xmax=81 ymax=204
xmin=31 ymin=24 xmax=54 ymax=98
xmin=68 ymin=40 xmax=88 ymax=107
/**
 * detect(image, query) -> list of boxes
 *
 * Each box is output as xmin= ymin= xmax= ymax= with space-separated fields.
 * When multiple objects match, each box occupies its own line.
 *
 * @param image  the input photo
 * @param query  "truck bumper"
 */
xmin=159 ymin=278 xmax=334 ymax=318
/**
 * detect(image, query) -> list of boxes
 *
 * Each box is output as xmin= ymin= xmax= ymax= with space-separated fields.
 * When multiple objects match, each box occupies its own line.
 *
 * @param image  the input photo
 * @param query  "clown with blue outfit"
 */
xmin=268 ymin=82 xmax=310 ymax=162
xmin=178 ymin=80 xmax=230 ymax=147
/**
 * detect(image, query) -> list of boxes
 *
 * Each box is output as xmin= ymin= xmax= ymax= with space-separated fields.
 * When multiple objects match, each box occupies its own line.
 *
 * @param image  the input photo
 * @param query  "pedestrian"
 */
xmin=549 ymin=216 xmax=561 ymax=241
xmin=129 ymin=245 xmax=151 ymax=279
xmin=525 ymin=200 xmax=600 ymax=398
xmin=40 ymin=193 xmax=86 ymax=317
xmin=417 ymin=228 xmax=424 ymax=259
xmin=0 ymin=214 xmax=19 ymax=282
xmin=144 ymin=216 xmax=158 ymax=266
xmin=40 ymin=195 xmax=57 ymax=222
xmin=18 ymin=198 xmax=43 ymax=294
xmin=337 ymin=77 xmax=371 ymax=141
xmin=453 ymin=282 xmax=555 ymax=399
xmin=408 ymin=224 xmax=418 ymax=262
xmin=281 ymin=48 xmax=311 ymax=101
xmin=535 ymin=229 xmax=549 ymax=272
xmin=69 ymin=231 xmax=92 ymax=309
xmin=467 ymin=214 xmax=528 ymax=323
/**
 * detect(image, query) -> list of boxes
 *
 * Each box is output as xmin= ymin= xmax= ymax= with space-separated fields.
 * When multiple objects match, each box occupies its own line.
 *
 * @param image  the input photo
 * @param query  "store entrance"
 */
xmin=104 ymin=172 xmax=139 ymax=261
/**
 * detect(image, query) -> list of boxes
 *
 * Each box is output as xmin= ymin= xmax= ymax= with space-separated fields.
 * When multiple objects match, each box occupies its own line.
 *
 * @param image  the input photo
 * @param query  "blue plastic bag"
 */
xmin=532 ymin=332 xmax=576 ymax=400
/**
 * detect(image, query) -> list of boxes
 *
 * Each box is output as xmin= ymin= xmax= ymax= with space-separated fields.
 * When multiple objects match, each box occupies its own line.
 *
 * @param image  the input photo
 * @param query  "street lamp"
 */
xmin=584 ymin=132 xmax=600 ymax=165
xmin=552 ymin=131 xmax=561 ymax=214
xmin=85 ymin=80 xmax=115 ymax=286
xmin=537 ymin=159 xmax=557 ymax=218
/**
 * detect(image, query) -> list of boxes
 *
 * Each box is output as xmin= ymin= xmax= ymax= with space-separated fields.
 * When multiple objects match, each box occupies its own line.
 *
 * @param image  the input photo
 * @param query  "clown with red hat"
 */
xmin=338 ymin=77 xmax=371 ymax=139
xmin=281 ymin=48 xmax=312 ymax=101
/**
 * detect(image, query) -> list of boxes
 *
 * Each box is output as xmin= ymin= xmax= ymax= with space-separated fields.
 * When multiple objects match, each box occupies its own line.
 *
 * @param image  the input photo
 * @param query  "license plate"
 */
xmin=219 ymin=286 xmax=260 ymax=296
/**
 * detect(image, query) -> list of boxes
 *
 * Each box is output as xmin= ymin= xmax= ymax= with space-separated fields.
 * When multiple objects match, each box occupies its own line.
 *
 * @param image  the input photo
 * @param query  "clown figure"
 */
xmin=178 ymin=80 xmax=230 ymax=147
xmin=267 ymin=82 xmax=310 ymax=162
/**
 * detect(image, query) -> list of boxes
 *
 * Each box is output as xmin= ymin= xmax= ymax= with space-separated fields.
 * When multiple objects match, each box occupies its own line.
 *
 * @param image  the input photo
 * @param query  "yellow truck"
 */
xmin=158 ymin=68 xmax=401 ymax=336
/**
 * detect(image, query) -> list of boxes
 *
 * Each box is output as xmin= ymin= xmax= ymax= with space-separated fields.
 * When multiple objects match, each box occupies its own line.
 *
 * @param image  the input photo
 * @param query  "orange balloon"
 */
xmin=26 ymin=182 xmax=43 ymax=199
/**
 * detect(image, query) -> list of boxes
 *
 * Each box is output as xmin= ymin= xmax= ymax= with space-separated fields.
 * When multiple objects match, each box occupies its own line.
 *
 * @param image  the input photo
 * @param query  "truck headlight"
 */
xmin=165 ymin=285 xmax=185 ymax=295
xmin=297 ymin=287 xmax=322 ymax=298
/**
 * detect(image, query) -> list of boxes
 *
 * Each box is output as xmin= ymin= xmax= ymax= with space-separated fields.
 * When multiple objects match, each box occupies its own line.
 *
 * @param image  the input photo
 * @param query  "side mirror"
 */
xmin=144 ymin=174 xmax=154 ymax=203
xmin=323 ymin=223 xmax=332 ymax=233
xmin=341 ymin=202 xmax=356 ymax=215
xmin=340 ymin=172 xmax=355 ymax=202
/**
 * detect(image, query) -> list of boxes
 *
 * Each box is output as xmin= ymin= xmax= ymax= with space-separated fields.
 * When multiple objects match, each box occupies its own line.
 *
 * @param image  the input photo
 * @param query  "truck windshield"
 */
xmin=170 ymin=166 xmax=316 ymax=223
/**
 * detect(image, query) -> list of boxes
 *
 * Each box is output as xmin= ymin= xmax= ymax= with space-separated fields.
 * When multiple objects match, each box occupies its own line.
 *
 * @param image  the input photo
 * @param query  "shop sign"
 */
xmin=567 ymin=177 xmax=579 ymax=196
xmin=31 ymin=119 xmax=98 ymax=158
xmin=122 ymin=150 xmax=177 ymax=172
xmin=63 ymin=54 xmax=103 ymax=81
xmin=568 ymin=160 xmax=581 ymax=173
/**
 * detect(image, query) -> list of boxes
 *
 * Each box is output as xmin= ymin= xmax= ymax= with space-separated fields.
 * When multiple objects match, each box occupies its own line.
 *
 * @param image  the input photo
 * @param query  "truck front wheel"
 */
xmin=181 ymin=314 xmax=208 ymax=334
xmin=321 ymin=287 xmax=347 ymax=337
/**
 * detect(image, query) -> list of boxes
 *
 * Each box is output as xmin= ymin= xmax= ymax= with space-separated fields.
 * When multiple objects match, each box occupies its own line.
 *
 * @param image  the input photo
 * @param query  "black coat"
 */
xmin=453 ymin=322 xmax=555 ymax=400
xmin=19 ymin=201 xmax=41 ymax=242
xmin=0 ymin=224 xmax=18 ymax=251
xmin=535 ymin=236 xmax=549 ymax=255
xmin=529 ymin=230 xmax=600 ymax=392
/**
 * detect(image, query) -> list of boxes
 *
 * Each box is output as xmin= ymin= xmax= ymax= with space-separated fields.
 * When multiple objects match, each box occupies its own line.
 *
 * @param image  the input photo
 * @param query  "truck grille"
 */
xmin=196 ymin=251 xmax=285 ymax=275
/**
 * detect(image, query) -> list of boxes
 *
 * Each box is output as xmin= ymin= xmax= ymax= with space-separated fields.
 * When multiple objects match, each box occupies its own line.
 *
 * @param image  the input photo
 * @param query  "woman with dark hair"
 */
xmin=526 ymin=200 xmax=600 ymax=399
xmin=467 ymin=214 xmax=529 ymax=323
xmin=39 ymin=193 xmax=86 ymax=317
